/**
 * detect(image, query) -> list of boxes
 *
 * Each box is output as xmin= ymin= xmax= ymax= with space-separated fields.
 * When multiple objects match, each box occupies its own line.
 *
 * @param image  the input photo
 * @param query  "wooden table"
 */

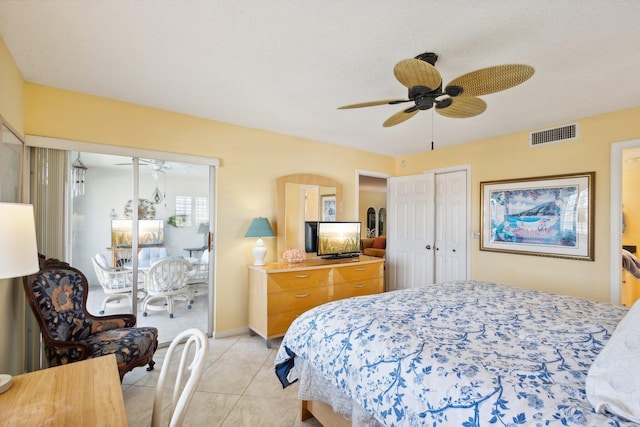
xmin=0 ymin=354 xmax=128 ymax=426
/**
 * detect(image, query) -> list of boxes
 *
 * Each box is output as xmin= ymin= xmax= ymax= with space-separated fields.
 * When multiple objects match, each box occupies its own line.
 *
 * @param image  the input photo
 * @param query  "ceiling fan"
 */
xmin=338 ymin=52 xmax=534 ymax=127
xmin=115 ymin=159 xmax=172 ymax=172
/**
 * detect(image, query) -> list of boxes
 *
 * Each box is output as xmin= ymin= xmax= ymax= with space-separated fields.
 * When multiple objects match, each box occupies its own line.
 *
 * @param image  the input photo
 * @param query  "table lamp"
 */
xmin=244 ymin=217 xmax=275 ymax=266
xmin=198 ymin=222 xmax=209 ymax=247
xmin=0 ymin=203 xmax=40 ymax=394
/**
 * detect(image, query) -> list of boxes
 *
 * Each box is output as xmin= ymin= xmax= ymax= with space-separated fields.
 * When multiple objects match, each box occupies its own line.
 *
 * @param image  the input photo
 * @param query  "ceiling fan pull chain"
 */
xmin=431 ymin=110 xmax=435 ymax=151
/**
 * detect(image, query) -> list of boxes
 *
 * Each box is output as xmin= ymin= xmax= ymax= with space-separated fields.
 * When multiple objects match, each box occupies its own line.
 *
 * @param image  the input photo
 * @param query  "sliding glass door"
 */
xmin=70 ymin=152 xmax=213 ymax=344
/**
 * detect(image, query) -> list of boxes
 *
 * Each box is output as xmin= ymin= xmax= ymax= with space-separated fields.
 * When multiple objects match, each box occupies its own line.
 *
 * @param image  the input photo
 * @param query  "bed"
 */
xmin=275 ymin=280 xmax=640 ymax=426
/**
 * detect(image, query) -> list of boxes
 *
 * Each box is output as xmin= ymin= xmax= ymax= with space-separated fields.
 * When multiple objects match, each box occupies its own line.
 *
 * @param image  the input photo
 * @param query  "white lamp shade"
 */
xmin=0 ymin=203 xmax=39 ymax=279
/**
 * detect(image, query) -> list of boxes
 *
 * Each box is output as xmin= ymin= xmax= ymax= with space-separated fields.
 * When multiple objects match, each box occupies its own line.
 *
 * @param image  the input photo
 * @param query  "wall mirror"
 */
xmin=276 ymin=174 xmax=342 ymax=259
xmin=366 ymin=207 xmax=376 ymax=237
xmin=378 ymin=207 xmax=386 ymax=236
xmin=0 ymin=118 xmax=24 ymax=202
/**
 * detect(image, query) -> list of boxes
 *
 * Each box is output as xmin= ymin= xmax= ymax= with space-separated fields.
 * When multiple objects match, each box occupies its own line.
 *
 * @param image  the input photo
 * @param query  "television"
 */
xmin=304 ymin=221 xmax=318 ymax=253
xmin=316 ymin=221 xmax=361 ymax=259
xmin=111 ymin=219 xmax=165 ymax=247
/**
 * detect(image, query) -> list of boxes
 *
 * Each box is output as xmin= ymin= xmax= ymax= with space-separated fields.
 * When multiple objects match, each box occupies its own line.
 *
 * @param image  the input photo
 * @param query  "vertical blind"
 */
xmin=31 ymin=147 xmax=66 ymax=260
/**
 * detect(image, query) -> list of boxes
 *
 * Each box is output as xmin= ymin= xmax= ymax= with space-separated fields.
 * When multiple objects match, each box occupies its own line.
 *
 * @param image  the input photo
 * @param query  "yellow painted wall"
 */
xmin=398 ymin=108 xmax=640 ymax=302
xmin=23 ymin=83 xmax=395 ymax=334
xmin=0 ymin=37 xmax=24 ymax=133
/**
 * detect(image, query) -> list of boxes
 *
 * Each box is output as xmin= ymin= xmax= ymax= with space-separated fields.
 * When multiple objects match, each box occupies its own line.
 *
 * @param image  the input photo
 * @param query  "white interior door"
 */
xmin=387 ymin=173 xmax=435 ymax=291
xmin=435 ymin=170 xmax=468 ymax=283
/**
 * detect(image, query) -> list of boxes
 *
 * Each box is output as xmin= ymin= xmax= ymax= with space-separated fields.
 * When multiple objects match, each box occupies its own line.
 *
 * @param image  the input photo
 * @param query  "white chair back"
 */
xmin=91 ymin=253 xmax=135 ymax=314
xmin=146 ymin=258 xmax=191 ymax=295
xmin=152 ymin=328 xmax=209 ymax=427
xmin=91 ymin=254 xmax=133 ymax=291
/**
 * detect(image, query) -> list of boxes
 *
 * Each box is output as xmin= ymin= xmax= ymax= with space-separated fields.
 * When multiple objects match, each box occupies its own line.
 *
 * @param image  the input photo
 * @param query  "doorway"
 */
xmin=357 ymin=171 xmax=389 ymax=238
xmin=70 ymin=152 xmax=213 ymax=344
xmin=611 ymin=139 xmax=640 ymax=306
xmin=26 ymin=136 xmax=218 ymax=346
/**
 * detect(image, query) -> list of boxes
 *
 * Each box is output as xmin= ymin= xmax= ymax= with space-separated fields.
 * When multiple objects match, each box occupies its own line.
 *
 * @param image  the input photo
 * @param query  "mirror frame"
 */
xmin=0 ymin=115 xmax=25 ymax=203
xmin=276 ymin=173 xmax=342 ymax=260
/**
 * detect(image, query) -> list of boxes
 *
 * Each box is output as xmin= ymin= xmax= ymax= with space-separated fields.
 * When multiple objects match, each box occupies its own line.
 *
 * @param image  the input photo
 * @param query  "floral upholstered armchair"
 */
xmin=23 ymin=258 xmax=158 ymax=381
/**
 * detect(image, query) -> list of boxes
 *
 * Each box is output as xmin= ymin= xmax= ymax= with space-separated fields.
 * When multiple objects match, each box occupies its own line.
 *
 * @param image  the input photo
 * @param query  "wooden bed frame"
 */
xmin=301 ymin=400 xmax=351 ymax=426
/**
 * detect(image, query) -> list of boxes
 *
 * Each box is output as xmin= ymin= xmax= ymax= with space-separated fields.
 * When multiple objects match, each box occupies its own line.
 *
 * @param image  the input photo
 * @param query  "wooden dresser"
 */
xmin=248 ymin=255 xmax=384 ymax=346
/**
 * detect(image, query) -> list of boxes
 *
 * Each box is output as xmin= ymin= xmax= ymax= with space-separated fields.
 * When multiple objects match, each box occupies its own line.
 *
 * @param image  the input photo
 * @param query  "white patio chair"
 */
xmin=91 ymin=253 xmax=134 ymax=314
xmin=151 ymin=328 xmax=209 ymax=427
xmin=142 ymin=258 xmax=192 ymax=318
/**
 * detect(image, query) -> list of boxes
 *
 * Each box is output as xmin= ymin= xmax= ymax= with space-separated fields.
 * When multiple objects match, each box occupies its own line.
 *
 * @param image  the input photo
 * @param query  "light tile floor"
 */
xmin=86 ymin=283 xmax=208 ymax=345
xmin=85 ymin=285 xmax=322 ymax=426
xmin=121 ymin=334 xmax=323 ymax=427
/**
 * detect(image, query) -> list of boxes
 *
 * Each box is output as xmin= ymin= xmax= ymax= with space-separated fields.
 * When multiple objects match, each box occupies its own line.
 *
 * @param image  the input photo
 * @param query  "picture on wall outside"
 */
xmin=322 ymin=195 xmax=336 ymax=221
xmin=480 ymin=172 xmax=594 ymax=260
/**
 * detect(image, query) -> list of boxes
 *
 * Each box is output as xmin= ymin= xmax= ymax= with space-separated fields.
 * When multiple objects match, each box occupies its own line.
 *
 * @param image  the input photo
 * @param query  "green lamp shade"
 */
xmin=245 ymin=217 xmax=275 ymax=238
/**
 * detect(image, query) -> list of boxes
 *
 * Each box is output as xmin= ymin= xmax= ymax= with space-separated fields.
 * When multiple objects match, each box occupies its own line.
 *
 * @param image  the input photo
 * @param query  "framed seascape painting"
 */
xmin=480 ymin=172 xmax=595 ymax=260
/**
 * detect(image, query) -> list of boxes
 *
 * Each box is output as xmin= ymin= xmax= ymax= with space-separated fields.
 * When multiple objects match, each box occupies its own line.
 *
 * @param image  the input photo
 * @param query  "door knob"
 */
xmin=426 ymin=245 xmax=431 ymax=250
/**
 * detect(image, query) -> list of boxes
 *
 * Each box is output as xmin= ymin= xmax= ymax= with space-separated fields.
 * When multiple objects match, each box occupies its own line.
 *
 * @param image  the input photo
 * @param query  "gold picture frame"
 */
xmin=480 ymin=172 xmax=595 ymax=260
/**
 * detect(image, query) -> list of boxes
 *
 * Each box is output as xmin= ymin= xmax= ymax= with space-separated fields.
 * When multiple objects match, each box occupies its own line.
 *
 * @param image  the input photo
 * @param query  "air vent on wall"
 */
xmin=529 ymin=123 xmax=579 ymax=147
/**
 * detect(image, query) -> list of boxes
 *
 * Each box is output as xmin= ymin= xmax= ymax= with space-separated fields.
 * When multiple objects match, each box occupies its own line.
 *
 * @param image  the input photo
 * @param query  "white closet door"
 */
xmin=435 ymin=170 xmax=468 ymax=283
xmin=387 ymin=173 xmax=435 ymax=290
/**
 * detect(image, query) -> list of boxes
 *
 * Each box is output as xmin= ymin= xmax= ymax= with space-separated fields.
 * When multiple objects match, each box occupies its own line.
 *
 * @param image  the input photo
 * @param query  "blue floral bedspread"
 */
xmin=275 ymin=281 xmax=637 ymax=426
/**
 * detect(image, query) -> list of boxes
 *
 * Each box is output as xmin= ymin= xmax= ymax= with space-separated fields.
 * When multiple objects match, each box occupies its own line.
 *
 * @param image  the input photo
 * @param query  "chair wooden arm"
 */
xmin=41 ymin=336 xmax=91 ymax=363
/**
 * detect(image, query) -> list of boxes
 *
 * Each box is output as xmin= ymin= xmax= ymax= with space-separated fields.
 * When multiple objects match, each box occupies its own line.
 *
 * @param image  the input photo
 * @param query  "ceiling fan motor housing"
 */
xmin=409 ymin=86 xmax=436 ymax=110
xmin=414 ymin=52 xmax=438 ymax=65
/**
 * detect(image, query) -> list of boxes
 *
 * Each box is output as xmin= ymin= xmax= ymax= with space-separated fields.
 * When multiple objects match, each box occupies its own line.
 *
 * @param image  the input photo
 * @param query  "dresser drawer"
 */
xmin=267 ymin=268 xmax=331 ymax=293
xmin=334 ymin=262 xmax=382 ymax=282
xmin=267 ymin=308 xmax=310 ymax=337
xmin=267 ymin=285 xmax=331 ymax=314
xmin=333 ymin=278 xmax=384 ymax=300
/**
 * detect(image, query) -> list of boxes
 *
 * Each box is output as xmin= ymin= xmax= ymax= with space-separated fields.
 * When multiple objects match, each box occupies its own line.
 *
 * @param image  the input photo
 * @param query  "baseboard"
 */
xmin=213 ymin=326 xmax=250 ymax=339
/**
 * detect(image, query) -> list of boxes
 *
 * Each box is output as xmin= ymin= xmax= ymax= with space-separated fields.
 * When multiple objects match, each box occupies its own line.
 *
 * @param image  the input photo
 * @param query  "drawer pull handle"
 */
xmin=354 ymin=268 xmax=366 ymax=271
xmin=295 ymin=293 xmax=311 ymax=298
xmin=295 ymin=274 xmax=310 ymax=279
xmin=354 ymin=284 xmax=366 ymax=288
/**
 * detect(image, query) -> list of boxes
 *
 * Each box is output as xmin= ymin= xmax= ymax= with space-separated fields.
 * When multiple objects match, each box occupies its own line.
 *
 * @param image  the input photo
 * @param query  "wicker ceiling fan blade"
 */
xmin=436 ymin=96 xmax=487 ymax=118
xmin=383 ymin=108 xmax=420 ymax=127
xmin=446 ymin=64 xmax=535 ymax=97
xmin=393 ymin=59 xmax=441 ymax=90
xmin=338 ymin=99 xmax=410 ymax=109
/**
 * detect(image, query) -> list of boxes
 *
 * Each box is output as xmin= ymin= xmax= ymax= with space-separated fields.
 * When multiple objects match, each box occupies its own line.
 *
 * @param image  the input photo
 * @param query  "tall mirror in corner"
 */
xmin=1 ymin=119 xmax=24 ymax=202
xmin=276 ymin=174 xmax=342 ymax=260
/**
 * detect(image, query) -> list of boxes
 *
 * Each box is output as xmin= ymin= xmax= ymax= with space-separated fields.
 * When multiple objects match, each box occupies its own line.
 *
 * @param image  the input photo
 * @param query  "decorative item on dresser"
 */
xmin=245 ymin=217 xmax=276 ymax=266
xmin=248 ymin=255 xmax=384 ymax=347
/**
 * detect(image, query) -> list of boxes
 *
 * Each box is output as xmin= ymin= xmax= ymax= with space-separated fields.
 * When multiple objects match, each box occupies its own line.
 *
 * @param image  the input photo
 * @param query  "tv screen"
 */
xmin=317 ymin=221 xmax=361 ymax=259
xmin=304 ymin=221 xmax=318 ymax=253
xmin=111 ymin=219 xmax=165 ymax=247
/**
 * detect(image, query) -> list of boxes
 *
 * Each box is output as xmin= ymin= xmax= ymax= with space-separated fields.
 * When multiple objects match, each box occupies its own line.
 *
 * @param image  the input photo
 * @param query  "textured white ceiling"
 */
xmin=1 ymin=1 xmax=639 ymax=157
